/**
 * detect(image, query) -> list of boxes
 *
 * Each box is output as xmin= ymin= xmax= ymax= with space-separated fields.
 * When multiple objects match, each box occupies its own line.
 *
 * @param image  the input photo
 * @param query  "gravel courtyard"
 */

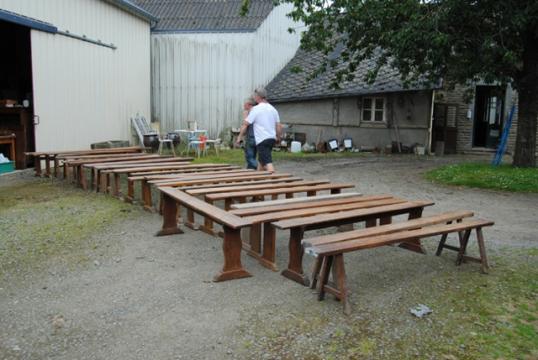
xmin=1 ymin=155 xmax=536 ymax=359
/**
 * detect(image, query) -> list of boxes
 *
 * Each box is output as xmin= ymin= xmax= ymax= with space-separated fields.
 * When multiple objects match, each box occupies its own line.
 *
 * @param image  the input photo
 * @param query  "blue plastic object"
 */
xmin=492 ymin=105 xmax=515 ymax=166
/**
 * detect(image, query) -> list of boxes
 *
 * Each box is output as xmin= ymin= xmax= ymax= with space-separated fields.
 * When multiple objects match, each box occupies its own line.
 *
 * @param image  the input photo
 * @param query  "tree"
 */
xmin=253 ymin=0 xmax=538 ymax=166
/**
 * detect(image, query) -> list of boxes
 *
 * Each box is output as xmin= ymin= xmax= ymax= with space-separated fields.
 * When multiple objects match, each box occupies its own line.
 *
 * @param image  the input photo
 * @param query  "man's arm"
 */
xmin=276 ymin=122 xmax=283 ymax=142
xmin=236 ymin=120 xmax=250 ymax=145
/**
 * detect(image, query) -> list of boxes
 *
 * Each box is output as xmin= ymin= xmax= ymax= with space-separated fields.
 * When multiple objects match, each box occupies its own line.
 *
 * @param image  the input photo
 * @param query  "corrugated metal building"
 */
xmin=0 ymin=0 xmax=155 ymax=163
xmin=135 ymin=0 xmax=302 ymax=137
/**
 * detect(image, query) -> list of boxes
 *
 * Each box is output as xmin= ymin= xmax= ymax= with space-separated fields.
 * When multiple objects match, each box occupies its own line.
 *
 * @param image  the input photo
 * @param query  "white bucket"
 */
xmin=290 ymin=141 xmax=301 ymax=153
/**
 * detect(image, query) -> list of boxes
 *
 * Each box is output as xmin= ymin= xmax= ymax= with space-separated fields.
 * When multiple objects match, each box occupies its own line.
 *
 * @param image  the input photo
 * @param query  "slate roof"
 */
xmin=133 ymin=0 xmax=274 ymax=32
xmin=266 ymin=46 xmax=439 ymax=103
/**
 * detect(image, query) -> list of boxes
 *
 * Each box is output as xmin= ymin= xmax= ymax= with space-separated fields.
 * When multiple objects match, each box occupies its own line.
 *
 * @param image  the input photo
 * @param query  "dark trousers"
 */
xmin=244 ymin=137 xmax=258 ymax=169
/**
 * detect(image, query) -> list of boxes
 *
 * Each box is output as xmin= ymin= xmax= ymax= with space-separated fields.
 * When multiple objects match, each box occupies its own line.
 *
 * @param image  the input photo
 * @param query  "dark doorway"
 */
xmin=473 ymin=86 xmax=505 ymax=149
xmin=432 ymin=103 xmax=458 ymax=154
xmin=0 ymin=19 xmax=35 ymax=168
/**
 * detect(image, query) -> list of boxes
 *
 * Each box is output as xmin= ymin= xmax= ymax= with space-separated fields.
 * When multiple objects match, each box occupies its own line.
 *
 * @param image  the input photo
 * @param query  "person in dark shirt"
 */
xmin=237 ymin=97 xmax=258 ymax=169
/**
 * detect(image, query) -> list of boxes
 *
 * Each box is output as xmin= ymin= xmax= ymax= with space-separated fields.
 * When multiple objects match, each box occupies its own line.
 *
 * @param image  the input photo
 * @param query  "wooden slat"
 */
xmin=59 ymin=153 xmax=150 ymax=161
xmin=151 ymin=171 xmax=282 ymax=186
xmin=186 ymin=179 xmax=328 ymax=196
xmin=25 ymin=146 xmax=143 ymax=156
xmin=98 ymin=160 xmax=193 ymax=172
xmin=178 ymin=177 xmax=304 ymax=191
xmin=273 ymin=201 xmax=434 ymax=229
xmin=230 ymin=194 xmax=390 ymax=216
xmin=230 ymin=192 xmax=363 ymax=210
xmin=303 ymin=210 xmax=475 ymax=247
xmin=128 ymin=165 xmax=238 ymax=178
xmin=205 ymin=183 xmax=356 ymax=201
xmin=70 ymin=155 xmax=171 ymax=166
xmin=159 ymin=187 xmax=251 ymax=229
xmin=310 ymin=219 xmax=494 ymax=257
xmin=241 ymin=198 xmax=407 ymax=224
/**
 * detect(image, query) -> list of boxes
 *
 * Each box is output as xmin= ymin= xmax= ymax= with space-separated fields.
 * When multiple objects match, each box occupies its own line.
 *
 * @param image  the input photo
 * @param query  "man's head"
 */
xmin=243 ymin=97 xmax=257 ymax=111
xmin=252 ymin=87 xmax=267 ymax=103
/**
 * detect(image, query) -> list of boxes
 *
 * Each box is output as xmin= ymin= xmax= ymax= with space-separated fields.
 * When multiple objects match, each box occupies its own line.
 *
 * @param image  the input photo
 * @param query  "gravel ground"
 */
xmin=0 ymin=154 xmax=536 ymax=359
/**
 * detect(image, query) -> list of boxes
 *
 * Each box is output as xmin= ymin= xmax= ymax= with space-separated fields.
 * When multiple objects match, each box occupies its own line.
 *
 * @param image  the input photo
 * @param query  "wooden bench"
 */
xmin=60 ymin=153 xmax=158 ymax=180
xmin=144 ymin=171 xmax=287 ymax=210
xmin=302 ymin=212 xmax=493 ymax=314
xmin=270 ymin=200 xmax=434 ymax=285
xmin=25 ymin=146 xmax=144 ymax=177
xmin=157 ymin=187 xmax=254 ymax=282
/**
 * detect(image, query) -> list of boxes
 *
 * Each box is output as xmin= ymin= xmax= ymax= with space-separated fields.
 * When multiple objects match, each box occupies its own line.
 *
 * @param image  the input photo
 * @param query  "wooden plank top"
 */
xmin=229 ymin=192 xmax=363 ymax=210
xmin=100 ymin=162 xmax=201 ymax=174
xmin=186 ymin=179 xmax=329 ymax=196
xmin=153 ymin=173 xmax=294 ymax=187
xmin=205 ymin=183 xmax=356 ymax=201
xmin=128 ymin=165 xmax=238 ymax=178
xmin=159 ymin=187 xmax=252 ymax=229
xmin=241 ymin=198 xmax=407 ymax=224
xmin=272 ymin=200 xmax=435 ymax=229
xmin=177 ymin=177 xmax=303 ymax=191
xmin=82 ymin=157 xmax=190 ymax=168
xmin=149 ymin=171 xmax=273 ymax=185
xmin=302 ymin=210 xmax=475 ymax=247
xmin=309 ymin=219 xmax=495 ymax=257
xmin=230 ymin=194 xmax=388 ymax=216
xmin=58 ymin=152 xmax=150 ymax=161
xmin=25 ymin=146 xmax=143 ymax=157
xmin=71 ymin=155 xmax=174 ymax=167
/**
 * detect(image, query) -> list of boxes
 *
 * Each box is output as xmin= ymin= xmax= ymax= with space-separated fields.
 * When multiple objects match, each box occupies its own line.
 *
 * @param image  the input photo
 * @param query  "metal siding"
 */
xmin=150 ymin=5 xmax=301 ymax=137
xmin=0 ymin=0 xmax=151 ymax=151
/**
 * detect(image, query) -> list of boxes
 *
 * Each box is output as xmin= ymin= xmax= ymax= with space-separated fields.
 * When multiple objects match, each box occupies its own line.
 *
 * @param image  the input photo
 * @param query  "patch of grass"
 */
xmin=236 ymin=251 xmax=538 ymax=359
xmin=190 ymin=148 xmax=365 ymax=166
xmin=425 ymin=163 xmax=538 ymax=192
xmin=0 ymin=180 xmax=135 ymax=283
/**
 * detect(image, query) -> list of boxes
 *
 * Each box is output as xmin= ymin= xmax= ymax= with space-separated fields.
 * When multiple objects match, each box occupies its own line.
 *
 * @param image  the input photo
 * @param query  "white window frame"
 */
xmin=361 ymin=97 xmax=386 ymax=123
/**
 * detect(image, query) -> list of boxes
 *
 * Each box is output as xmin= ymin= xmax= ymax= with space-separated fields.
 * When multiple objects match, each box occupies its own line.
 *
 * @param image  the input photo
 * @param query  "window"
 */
xmin=362 ymin=97 xmax=385 ymax=122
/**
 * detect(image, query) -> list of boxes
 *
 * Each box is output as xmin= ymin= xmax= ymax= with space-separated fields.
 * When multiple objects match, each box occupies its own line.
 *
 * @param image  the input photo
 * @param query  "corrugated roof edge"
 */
xmin=105 ymin=0 xmax=159 ymax=23
xmin=152 ymin=28 xmax=258 ymax=34
xmin=0 ymin=8 xmax=58 ymax=33
xmin=269 ymin=86 xmax=441 ymax=103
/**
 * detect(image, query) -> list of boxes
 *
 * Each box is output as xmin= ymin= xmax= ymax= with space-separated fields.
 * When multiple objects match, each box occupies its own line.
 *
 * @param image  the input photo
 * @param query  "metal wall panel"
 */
xmin=0 ymin=0 xmax=151 ymax=151
xmin=150 ymin=4 xmax=301 ymax=137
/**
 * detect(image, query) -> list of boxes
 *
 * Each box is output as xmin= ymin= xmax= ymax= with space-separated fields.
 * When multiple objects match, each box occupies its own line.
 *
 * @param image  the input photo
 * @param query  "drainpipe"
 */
xmin=427 ymin=90 xmax=436 ymax=154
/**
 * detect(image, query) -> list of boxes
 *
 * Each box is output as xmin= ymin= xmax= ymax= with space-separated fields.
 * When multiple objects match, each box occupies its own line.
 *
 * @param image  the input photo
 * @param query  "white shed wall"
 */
xmin=0 ymin=0 xmax=151 ymax=151
xmin=150 ymin=4 xmax=301 ymax=137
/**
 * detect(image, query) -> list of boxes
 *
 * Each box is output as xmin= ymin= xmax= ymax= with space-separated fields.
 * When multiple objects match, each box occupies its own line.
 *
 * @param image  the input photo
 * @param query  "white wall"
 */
xmin=150 ymin=4 xmax=302 ymax=137
xmin=0 ymin=0 xmax=151 ymax=151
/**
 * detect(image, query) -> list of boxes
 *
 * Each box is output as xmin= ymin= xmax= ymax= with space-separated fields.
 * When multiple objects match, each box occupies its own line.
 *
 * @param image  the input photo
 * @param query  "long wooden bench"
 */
xmin=302 ymin=213 xmax=493 ymax=314
xmin=269 ymin=200 xmax=434 ymax=285
xmin=157 ymin=187 xmax=254 ymax=282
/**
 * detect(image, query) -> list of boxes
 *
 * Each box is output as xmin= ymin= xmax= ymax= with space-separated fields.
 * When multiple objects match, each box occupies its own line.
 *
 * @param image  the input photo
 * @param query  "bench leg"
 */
xmin=282 ymin=227 xmax=309 ymax=286
xmin=45 ymin=157 xmax=51 ymax=178
xmin=310 ymin=257 xmax=323 ymax=290
xmin=34 ymin=156 xmax=42 ymax=176
xmin=214 ymin=226 xmax=252 ymax=282
xmin=184 ymin=209 xmax=199 ymax=230
xmin=476 ymin=227 xmax=489 ymax=274
xmin=333 ymin=254 xmax=351 ymax=315
xmin=156 ymin=194 xmax=183 ymax=236
xmin=318 ymin=255 xmax=333 ymax=301
xmin=456 ymin=229 xmax=471 ymax=265
xmin=54 ymin=157 xmax=59 ymax=177
xmin=258 ymin=223 xmax=278 ymax=271
xmin=244 ymin=224 xmax=261 ymax=257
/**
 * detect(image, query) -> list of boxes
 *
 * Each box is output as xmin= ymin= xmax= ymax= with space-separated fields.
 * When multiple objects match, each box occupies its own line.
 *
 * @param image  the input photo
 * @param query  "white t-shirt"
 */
xmin=246 ymin=102 xmax=280 ymax=145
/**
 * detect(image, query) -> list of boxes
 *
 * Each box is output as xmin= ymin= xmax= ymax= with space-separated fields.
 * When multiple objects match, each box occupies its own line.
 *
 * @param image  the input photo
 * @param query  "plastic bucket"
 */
xmin=290 ymin=141 xmax=301 ymax=153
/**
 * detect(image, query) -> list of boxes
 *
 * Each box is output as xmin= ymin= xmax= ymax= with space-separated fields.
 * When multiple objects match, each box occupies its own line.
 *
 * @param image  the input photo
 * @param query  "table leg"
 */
xmin=156 ymin=194 xmax=183 ymax=236
xmin=54 ymin=157 xmax=59 ymax=177
xmin=113 ymin=173 xmax=121 ymax=197
xmin=398 ymin=208 xmax=426 ymax=254
xmin=282 ymin=226 xmax=309 ymax=286
xmin=125 ymin=179 xmax=134 ymax=203
xmin=200 ymin=199 xmax=216 ymax=236
xmin=44 ymin=157 xmax=51 ymax=178
xmin=33 ymin=155 xmax=42 ymax=176
xmin=214 ymin=226 xmax=252 ymax=282
xmin=475 ymin=228 xmax=489 ymax=274
xmin=259 ymin=223 xmax=278 ymax=271
xmin=81 ymin=167 xmax=88 ymax=190
xmin=184 ymin=209 xmax=198 ymax=230
xmin=142 ymin=180 xmax=154 ymax=211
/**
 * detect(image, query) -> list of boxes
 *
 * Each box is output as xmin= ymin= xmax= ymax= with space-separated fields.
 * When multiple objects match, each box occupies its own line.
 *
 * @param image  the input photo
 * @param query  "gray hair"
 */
xmin=244 ymin=97 xmax=257 ymax=106
xmin=253 ymin=87 xmax=267 ymax=99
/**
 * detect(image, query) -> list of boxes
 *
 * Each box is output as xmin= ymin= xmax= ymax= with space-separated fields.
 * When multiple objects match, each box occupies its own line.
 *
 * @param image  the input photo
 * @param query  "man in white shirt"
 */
xmin=236 ymin=87 xmax=282 ymax=172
